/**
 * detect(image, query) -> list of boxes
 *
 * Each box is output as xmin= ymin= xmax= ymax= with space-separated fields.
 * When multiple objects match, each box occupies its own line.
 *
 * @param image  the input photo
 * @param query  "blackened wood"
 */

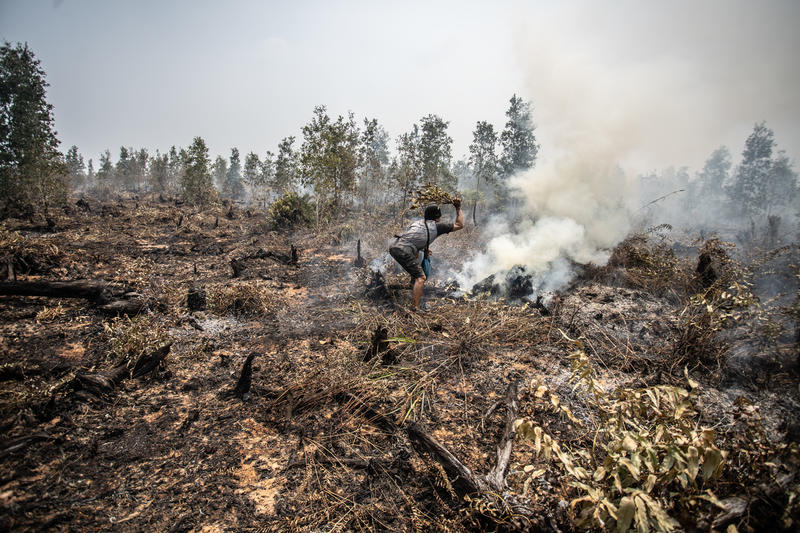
xmin=363 ymin=327 xmax=389 ymax=362
xmin=131 ymin=343 xmax=172 ymax=378
xmin=354 ymin=240 xmax=366 ymax=267
xmin=233 ymin=352 xmax=257 ymax=400
xmin=0 ymin=279 xmax=112 ymax=303
xmin=187 ymin=286 xmax=206 ymax=311
xmin=98 ymin=298 xmax=146 ymax=316
xmin=0 ymin=431 xmax=52 ymax=459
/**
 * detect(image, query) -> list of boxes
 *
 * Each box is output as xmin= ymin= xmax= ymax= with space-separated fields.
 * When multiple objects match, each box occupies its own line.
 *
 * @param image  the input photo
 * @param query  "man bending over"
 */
xmin=389 ymin=198 xmax=464 ymax=309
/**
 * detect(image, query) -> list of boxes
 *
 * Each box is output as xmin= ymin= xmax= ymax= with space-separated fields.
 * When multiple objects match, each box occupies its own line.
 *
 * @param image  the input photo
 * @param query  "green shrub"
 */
xmin=268 ymin=191 xmax=313 ymax=229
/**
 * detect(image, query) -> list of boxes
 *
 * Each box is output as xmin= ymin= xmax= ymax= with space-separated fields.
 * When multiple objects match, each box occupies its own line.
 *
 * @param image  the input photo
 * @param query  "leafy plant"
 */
xmin=268 ymin=190 xmax=314 ymax=229
xmin=515 ymin=334 xmax=727 ymax=532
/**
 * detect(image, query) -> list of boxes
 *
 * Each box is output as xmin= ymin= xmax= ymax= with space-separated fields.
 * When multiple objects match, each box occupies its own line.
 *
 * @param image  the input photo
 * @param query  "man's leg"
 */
xmin=412 ymin=275 xmax=426 ymax=308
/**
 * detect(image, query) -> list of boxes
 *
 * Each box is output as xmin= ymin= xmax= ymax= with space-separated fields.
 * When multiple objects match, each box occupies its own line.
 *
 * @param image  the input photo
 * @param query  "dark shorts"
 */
xmin=389 ymin=245 xmax=424 ymax=279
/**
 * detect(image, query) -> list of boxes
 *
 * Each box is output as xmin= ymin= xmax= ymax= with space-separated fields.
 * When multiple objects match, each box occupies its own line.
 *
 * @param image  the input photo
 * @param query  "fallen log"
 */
xmin=0 ymin=279 xmax=114 ymax=303
xmin=98 ymin=298 xmax=147 ymax=316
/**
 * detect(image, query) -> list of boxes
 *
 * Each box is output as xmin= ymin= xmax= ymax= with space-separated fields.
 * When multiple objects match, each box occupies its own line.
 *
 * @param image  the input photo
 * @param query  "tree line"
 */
xmin=1 ymin=42 xmax=537 ymax=221
xmin=2 ymin=41 xmax=797 ymax=232
xmin=60 ymin=98 xmax=537 ymax=220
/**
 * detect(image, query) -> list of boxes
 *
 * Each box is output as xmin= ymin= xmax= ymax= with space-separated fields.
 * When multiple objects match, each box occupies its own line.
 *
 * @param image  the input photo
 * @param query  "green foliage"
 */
xmin=148 ymin=150 xmax=169 ymax=193
xmin=180 ymin=136 xmax=217 ymax=206
xmin=268 ymin=190 xmax=314 ymax=229
xmin=224 ymin=147 xmax=244 ymax=200
xmin=300 ymin=106 xmax=360 ymax=212
xmin=499 ymin=94 xmax=539 ymax=178
xmin=418 ymin=114 xmax=455 ymax=191
xmin=515 ymin=335 xmax=727 ymax=532
xmin=726 ymin=122 xmax=798 ymax=217
xmin=273 ymin=136 xmax=298 ymax=193
xmin=64 ymin=145 xmax=86 ymax=190
xmin=0 ymin=42 xmax=67 ymax=217
xmin=357 ymin=117 xmax=390 ymax=207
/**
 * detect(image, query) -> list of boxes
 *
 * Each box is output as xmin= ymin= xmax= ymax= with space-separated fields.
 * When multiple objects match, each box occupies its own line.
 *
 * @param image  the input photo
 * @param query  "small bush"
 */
xmin=268 ymin=191 xmax=313 ymax=229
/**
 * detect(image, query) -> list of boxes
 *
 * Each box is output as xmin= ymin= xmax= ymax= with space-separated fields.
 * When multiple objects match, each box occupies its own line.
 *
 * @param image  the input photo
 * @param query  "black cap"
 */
xmin=424 ymin=205 xmax=442 ymax=220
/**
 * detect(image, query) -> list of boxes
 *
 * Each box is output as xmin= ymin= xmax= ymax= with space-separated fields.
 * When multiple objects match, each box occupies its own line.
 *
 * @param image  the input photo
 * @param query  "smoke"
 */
xmin=457 ymin=150 xmax=635 ymax=290
xmin=455 ymin=1 xmax=800 ymax=292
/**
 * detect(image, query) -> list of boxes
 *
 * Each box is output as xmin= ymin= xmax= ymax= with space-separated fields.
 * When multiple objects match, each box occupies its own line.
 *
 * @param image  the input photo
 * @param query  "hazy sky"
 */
xmin=2 ymin=0 xmax=799 ymax=176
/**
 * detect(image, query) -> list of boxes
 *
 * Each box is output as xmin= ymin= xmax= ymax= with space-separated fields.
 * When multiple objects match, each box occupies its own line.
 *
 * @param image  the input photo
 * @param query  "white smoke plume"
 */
xmin=457 ymin=149 xmax=636 ymax=290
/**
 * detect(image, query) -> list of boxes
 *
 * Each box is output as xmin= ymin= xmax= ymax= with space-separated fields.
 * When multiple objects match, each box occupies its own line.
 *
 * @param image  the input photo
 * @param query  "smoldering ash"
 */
xmin=458 ymin=150 xmax=635 ymax=293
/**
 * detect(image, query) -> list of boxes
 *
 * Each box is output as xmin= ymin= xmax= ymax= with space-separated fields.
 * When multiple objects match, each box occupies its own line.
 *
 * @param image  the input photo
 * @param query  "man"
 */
xmin=389 ymin=198 xmax=464 ymax=309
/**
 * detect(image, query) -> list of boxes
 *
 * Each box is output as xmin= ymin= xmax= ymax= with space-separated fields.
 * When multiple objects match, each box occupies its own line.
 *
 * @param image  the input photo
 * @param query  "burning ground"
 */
xmin=0 ymin=197 xmax=798 ymax=532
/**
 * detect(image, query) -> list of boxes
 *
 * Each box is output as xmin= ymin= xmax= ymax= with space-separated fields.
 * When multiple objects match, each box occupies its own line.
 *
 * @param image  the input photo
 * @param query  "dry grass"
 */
xmin=208 ymin=280 xmax=280 ymax=317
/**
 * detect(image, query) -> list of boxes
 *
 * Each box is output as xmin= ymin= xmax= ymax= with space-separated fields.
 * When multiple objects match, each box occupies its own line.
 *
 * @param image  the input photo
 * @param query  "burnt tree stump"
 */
xmin=233 ymin=352 xmax=258 ymax=401
xmin=187 ymin=286 xmax=207 ymax=311
xmin=354 ymin=239 xmax=366 ymax=267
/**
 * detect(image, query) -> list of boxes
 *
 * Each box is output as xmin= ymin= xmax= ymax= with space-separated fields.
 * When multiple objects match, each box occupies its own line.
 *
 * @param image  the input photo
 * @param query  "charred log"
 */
xmin=0 ymin=279 xmax=114 ymax=303
xmin=98 ymin=298 xmax=147 ymax=316
xmin=0 ymin=431 xmax=53 ymax=460
xmin=697 ymin=252 xmax=717 ymax=289
xmin=230 ymin=258 xmax=246 ymax=278
xmin=131 ymin=343 xmax=172 ymax=378
xmin=76 ymin=197 xmax=92 ymax=212
xmin=73 ymin=344 xmax=172 ymax=398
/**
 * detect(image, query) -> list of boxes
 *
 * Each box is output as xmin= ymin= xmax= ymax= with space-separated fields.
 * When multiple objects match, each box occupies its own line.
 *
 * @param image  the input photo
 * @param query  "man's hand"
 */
xmin=452 ymin=197 xmax=464 ymax=231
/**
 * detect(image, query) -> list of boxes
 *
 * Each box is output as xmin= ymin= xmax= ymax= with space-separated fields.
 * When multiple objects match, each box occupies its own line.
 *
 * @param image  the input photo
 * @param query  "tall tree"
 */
xmin=149 ymin=150 xmax=169 ymax=193
xmin=300 ymin=106 xmax=360 ymax=214
xmin=0 ymin=42 xmax=67 ymax=216
xmin=395 ymin=125 xmax=421 ymax=206
xmin=212 ymin=155 xmax=227 ymax=193
xmin=273 ymin=137 xmax=298 ymax=193
xmin=181 ymin=136 xmax=215 ymax=205
xmin=358 ymin=117 xmax=389 ymax=207
xmin=167 ymin=145 xmax=183 ymax=193
xmin=133 ymin=148 xmax=148 ymax=191
xmin=96 ymin=149 xmax=114 ymax=189
xmin=86 ymin=158 xmax=94 ymax=188
xmin=468 ymin=120 xmax=499 ymax=223
xmin=696 ymin=146 xmax=731 ymax=200
xmin=225 ymin=147 xmax=244 ymax=200
xmin=244 ymin=151 xmax=268 ymax=206
xmin=65 ymin=145 xmax=86 ymax=190
xmin=499 ymin=94 xmax=539 ymax=177
xmin=727 ymin=122 xmax=797 ymax=217
xmin=116 ymin=146 xmax=133 ymax=191
xmin=418 ymin=114 xmax=455 ymax=191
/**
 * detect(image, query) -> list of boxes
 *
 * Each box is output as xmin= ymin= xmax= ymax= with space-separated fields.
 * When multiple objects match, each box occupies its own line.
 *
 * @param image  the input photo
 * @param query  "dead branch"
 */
xmin=485 ymin=380 xmax=520 ymax=491
xmin=407 ymin=422 xmax=487 ymax=495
